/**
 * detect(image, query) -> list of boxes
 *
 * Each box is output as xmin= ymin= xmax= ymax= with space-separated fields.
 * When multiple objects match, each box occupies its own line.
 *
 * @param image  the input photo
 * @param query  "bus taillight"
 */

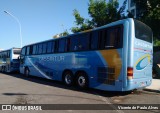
xmin=127 ymin=67 xmax=133 ymax=79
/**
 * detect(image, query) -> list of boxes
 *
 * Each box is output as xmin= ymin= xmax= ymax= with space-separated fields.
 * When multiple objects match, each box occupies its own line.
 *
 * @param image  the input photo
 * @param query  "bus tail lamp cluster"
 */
xmin=127 ymin=67 xmax=133 ymax=79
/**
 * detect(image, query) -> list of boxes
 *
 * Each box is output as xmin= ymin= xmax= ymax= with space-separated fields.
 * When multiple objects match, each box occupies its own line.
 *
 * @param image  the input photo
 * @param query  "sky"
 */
xmin=0 ymin=0 xmax=126 ymax=50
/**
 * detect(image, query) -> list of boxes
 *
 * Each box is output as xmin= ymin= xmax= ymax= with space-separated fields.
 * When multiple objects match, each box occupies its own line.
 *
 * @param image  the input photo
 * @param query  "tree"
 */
xmin=71 ymin=0 xmax=127 ymax=33
xmin=133 ymin=0 xmax=160 ymax=45
xmin=53 ymin=30 xmax=69 ymax=38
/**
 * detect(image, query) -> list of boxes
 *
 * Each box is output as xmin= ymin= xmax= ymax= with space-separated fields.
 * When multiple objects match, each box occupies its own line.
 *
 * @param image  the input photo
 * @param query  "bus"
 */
xmin=19 ymin=18 xmax=153 ymax=91
xmin=0 ymin=48 xmax=21 ymax=73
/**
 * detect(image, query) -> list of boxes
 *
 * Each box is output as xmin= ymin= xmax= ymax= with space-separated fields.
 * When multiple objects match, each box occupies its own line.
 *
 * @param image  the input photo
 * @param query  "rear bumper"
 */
xmin=123 ymin=77 xmax=152 ymax=91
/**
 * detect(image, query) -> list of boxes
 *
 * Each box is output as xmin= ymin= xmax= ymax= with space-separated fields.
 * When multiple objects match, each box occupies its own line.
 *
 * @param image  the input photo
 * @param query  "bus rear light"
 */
xmin=127 ymin=67 xmax=133 ymax=79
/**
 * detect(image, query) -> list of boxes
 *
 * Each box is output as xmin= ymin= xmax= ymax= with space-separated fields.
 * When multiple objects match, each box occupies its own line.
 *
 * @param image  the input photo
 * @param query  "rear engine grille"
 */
xmin=97 ymin=67 xmax=115 ymax=85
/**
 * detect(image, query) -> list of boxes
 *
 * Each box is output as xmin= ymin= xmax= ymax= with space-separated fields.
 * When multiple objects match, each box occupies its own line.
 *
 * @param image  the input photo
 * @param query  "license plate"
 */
xmin=140 ymin=82 xmax=145 ymax=87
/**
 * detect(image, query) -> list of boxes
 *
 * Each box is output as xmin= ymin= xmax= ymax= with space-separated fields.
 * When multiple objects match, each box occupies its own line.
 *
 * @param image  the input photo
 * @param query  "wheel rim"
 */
xmin=78 ymin=76 xmax=86 ymax=87
xmin=65 ymin=74 xmax=72 ymax=85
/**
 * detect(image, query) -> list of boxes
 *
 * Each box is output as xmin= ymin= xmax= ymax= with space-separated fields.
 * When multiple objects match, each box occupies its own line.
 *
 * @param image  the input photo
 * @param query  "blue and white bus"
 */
xmin=20 ymin=18 xmax=153 ymax=91
xmin=0 ymin=48 xmax=21 ymax=73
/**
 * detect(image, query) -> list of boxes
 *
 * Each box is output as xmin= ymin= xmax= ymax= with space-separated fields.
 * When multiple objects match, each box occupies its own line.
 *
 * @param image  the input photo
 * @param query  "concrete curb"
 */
xmin=143 ymin=89 xmax=160 ymax=93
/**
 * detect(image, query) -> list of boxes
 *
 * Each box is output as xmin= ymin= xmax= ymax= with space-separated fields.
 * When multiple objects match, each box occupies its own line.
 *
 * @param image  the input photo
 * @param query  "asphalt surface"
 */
xmin=0 ymin=72 xmax=160 ymax=113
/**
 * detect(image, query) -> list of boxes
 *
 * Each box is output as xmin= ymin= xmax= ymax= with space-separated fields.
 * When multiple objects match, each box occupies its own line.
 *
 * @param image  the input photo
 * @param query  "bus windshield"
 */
xmin=134 ymin=19 xmax=152 ymax=43
xmin=14 ymin=49 xmax=21 ymax=55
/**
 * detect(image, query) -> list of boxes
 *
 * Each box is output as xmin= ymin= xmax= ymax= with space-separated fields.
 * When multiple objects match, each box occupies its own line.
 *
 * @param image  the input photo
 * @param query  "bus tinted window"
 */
xmin=70 ymin=36 xmax=79 ymax=51
xmin=38 ymin=44 xmax=43 ymax=54
xmin=91 ymin=31 xmax=98 ymax=50
xmin=32 ymin=45 xmax=37 ymax=55
xmin=99 ymin=29 xmax=107 ymax=49
xmin=26 ymin=46 xmax=30 ymax=55
xmin=58 ymin=39 xmax=66 ymax=53
xmin=42 ymin=43 xmax=47 ymax=54
xmin=134 ymin=19 xmax=152 ymax=43
xmin=79 ymin=33 xmax=90 ymax=51
xmin=70 ymin=33 xmax=90 ymax=51
xmin=21 ymin=47 xmax=26 ymax=55
xmin=66 ymin=38 xmax=70 ymax=52
xmin=47 ymin=41 xmax=54 ymax=53
xmin=106 ymin=26 xmax=122 ymax=48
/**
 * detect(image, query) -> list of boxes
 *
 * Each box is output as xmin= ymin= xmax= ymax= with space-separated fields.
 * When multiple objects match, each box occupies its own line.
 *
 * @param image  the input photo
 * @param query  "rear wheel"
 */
xmin=7 ymin=65 xmax=11 ymax=73
xmin=1 ymin=66 xmax=4 ymax=72
xmin=24 ymin=68 xmax=30 ymax=77
xmin=76 ymin=72 xmax=88 ymax=89
xmin=63 ymin=71 xmax=73 ymax=86
xmin=2 ymin=66 xmax=6 ymax=73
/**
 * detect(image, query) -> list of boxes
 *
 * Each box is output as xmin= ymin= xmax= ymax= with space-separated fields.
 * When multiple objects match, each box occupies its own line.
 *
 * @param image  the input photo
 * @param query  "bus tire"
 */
xmin=2 ymin=66 xmax=6 ymax=73
xmin=24 ymin=68 xmax=30 ymax=77
xmin=63 ymin=71 xmax=74 ymax=86
xmin=1 ymin=66 xmax=3 ymax=72
xmin=76 ymin=72 xmax=88 ymax=89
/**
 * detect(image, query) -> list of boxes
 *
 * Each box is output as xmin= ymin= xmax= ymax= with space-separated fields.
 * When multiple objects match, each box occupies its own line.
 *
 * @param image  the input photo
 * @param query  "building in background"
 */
xmin=128 ymin=0 xmax=136 ymax=18
xmin=128 ymin=0 xmax=148 ymax=18
xmin=0 ymin=49 xmax=3 ymax=52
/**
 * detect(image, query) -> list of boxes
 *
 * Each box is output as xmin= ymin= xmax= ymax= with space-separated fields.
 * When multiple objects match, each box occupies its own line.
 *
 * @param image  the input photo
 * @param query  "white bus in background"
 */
xmin=0 ymin=48 xmax=21 ymax=73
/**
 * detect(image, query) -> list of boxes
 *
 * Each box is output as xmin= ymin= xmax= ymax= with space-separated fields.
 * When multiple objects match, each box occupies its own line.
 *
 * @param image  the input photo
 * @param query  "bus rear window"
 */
xmin=134 ymin=19 xmax=152 ymax=43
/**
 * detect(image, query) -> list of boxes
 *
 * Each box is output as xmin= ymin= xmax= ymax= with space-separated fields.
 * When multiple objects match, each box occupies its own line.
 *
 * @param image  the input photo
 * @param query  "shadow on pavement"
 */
xmin=2 ymin=72 xmax=132 ymax=98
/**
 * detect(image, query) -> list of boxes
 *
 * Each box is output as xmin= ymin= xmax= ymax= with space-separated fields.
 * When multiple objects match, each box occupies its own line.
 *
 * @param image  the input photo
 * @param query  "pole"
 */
xmin=4 ymin=11 xmax=22 ymax=48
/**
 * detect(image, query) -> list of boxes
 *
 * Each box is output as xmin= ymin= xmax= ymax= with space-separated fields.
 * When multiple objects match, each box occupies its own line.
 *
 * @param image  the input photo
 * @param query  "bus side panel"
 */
xmin=87 ymin=49 xmax=123 ymax=91
xmin=21 ymin=53 xmax=81 ymax=81
xmin=21 ymin=50 xmax=124 ymax=91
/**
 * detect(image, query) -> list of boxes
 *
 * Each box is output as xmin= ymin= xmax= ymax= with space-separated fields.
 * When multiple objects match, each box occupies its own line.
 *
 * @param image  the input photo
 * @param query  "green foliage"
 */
xmin=71 ymin=0 xmax=127 ymax=33
xmin=154 ymin=39 xmax=160 ymax=46
xmin=53 ymin=30 xmax=69 ymax=38
xmin=133 ymin=0 xmax=160 ymax=42
xmin=72 ymin=9 xmax=93 ymax=33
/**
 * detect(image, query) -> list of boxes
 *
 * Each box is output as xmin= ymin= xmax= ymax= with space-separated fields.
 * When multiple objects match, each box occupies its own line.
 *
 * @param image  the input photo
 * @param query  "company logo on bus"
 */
xmin=135 ymin=41 xmax=152 ymax=49
xmin=134 ymin=54 xmax=151 ymax=70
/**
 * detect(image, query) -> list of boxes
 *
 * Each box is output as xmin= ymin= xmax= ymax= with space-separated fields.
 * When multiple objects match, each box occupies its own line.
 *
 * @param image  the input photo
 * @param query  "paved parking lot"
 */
xmin=0 ymin=73 xmax=160 ymax=113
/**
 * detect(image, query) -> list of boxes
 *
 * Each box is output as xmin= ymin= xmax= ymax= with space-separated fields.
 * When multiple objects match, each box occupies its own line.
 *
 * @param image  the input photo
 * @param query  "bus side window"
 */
xmin=116 ymin=26 xmax=123 ymax=48
xmin=66 ymin=38 xmax=70 ymax=52
xmin=78 ymin=33 xmax=90 ymax=51
xmin=47 ymin=41 xmax=54 ymax=53
xmin=42 ymin=43 xmax=47 ymax=54
xmin=29 ymin=46 xmax=33 ymax=55
xmin=106 ymin=28 xmax=115 ymax=48
xmin=38 ymin=44 xmax=43 ymax=54
xmin=58 ymin=39 xmax=66 ymax=53
xmin=91 ymin=31 xmax=98 ymax=50
xmin=106 ymin=26 xmax=123 ymax=48
xmin=32 ymin=45 xmax=37 ymax=55
xmin=98 ymin=29 xmax=107 ymax=49
xmin=70 ymin=36 xmax=79 ymax=51
xmin=21 ymin=47 xmax=26 ymax=55
xmin=26 ymin=46 xmax=30 ymax=55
